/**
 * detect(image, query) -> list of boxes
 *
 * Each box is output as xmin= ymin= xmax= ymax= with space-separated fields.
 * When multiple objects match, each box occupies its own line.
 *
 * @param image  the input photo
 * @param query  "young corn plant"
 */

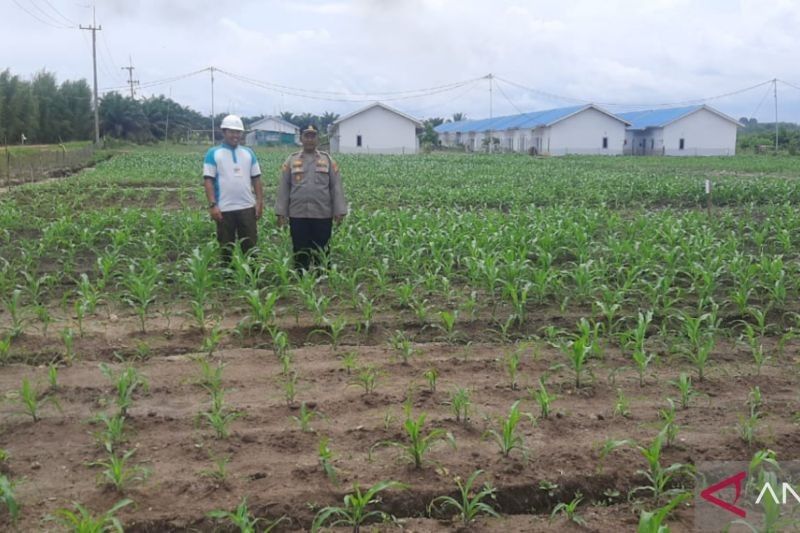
xmin=423 ymin=367 xmax=439 ymax=393
xmin=627 ymin=311 xmax=655 ymax=387
xmin=201 ymin=323 xmax=224 ymax=358
xmin=436 ymin=310 xmax=459 ymax=343
xmin=311 ymin=480 xmax=407 ymax=533
xmin=659 ymin=399 xmax=679 ymax=448
xmin=91 ymin=449 xmax=149 ymax=493
xmin=484 ymin=400 xmax=532 ymax=458
xmin=339 ymin=351 xmax=358 ymax=375
xmin=199 ymin=453 xmax=231 ymax=485
xmin=630 ymin=430 xmax=693 ymax=503
xmin=18 ymin=378 xmax=60 ymax=422
xmin=291 ymin=401 xmax=317 ymax=432
xmin=560 ymin=333 xmax=592 ymax=389
xmin=449 ymin=387 xmax=471 ymax=423
xmin=389 ymin=330 xmax=415 ymax=364
xmin=3 ymin=289 xmax=26 ymax=338
xmin=243 ymin=289 xmax=279 ymax=333
xmin=636 ymin=492 xmax=691 ymax=533
xmin=550 ymin=492 xmax=586 ymax=527
xmin=370 ymin=407 xmax=456 ymax=469
xmin=613 ymin=388 xmax=631 ymax=418
xmin=737 ymin=412 xmax=760 ymax=447
xmin=52 ymin=499 xmax=133 ymax=533
xmin=0 ymin=474 xmax=20 ymax=523
xmin=529 ymin=376 xmax=556 ymax=419
xmin=0 ymin=335 xmax=11 ymax=365
xmin=318 ymin=436 xmax=339 ymax=485
xmin=281 ymin=370 xmax=299 ymax=407
xmin=92 ymin=412 xmax=127 ymax=453
xmin=427 ymin=470 xmax=499 ymax=526
xmin=196 ymin=357 xmax=225 ymax=392
xmin=202 ymin=388 xmax=241 ymax=439
xmin=100 ymin=364 xmax=148 ymax=417
xmin=350 ymin=366 xmax=379 ymax=395
xmin=504 ymin=349 xmax=521 ymax=390
xmin=61 ymin=327 xmax=76 ymax=365
xmin=668 ymin=373 xmax=697 ymax=410
xmin=313 ymin=315 xmax=348 ymax=352
xmin=208 ymin=498 xmax=289 ymax=533
xmin=747 ymin=386 xmax=763 ymax=418
xmin=740 ymin=323 xmax=770 ymax=375
xmin=120 ymin=260 xmax=161 ymax=333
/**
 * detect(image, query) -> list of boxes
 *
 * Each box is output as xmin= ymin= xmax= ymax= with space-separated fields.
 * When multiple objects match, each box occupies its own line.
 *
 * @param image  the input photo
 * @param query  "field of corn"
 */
xmin=1 ymin=149 xmax=800 ymax=531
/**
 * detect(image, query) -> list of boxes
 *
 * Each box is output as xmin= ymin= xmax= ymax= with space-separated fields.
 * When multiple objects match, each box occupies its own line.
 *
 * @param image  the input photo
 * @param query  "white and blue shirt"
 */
xmin=203 ymin=143 xmax=261 ymax=212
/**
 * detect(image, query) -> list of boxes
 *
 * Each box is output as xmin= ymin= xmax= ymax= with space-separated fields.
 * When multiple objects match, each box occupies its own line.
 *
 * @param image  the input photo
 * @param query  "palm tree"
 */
xmin=451 ymin=112 xmax=466 ymax=122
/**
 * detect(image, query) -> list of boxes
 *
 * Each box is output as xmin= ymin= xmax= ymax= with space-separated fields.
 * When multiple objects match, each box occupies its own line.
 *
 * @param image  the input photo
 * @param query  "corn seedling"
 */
xmin=636 ymin=492 xmax=691 ymax=533
xmin=199 ymin=453 xmax=231 ymax=485
xmin=281 ymin=370 xmax=299 ymax=407
xmin=740 ymin=323 xmax=770 ymax=375
xmin=436 ymin=310 xmax=458 ymax=343
xmin=389 ymin=330 xmax=415 ymax=364
xmin=659 ymin=399 xmax=679 ymax=448
xmin=370 ymin=408 xmax=455 ymax=469
xmin=737 ymin=412 xmax=759 ymax=447
xmin=560 ymin=330 xmax=591 ymax=389
xmin=291 ymin=401 xmax=317 ymax=432
xmin=529 ymin=376 xmax=556 ymax=419
xmin=92 ymin=412 xmax=127 ymax=453
xmin=18 ymin=377 xmax=60 ymax=422
xmin=339 ymin=350 xmax=358 ymax=374
xmin=318 ymin=436 xmax=339 ymax=485
xmin=100 ymin=363 xmax=148 ymax=417
xmin=35 ymin=304 xmax=53 ymax=337
xmin=3 ymin=289 xmax=26 ymax=338
xmin=61 ymin=327 xmax=76 ymax=365
xmin=484 ymin=400 xmax=532 ymax=458
xmin=120 ymin=260 xmax=161 ymax=333
xmin=550 ymin=492 xmax=586 ymax=527
xmin=613 ymin=388 xmax=631 ymax=418
xmin=269 ymin=327 xmax=290 ymax=359
xmin=0 ymin=474 xmax=20 ymax=523
xmin=504 ymin=349 xmax=521 ymax=390
xmin=313 ymin=315 xmax=347 ymax=351
xmin=357 ymin=293 xmax=375 ymax=336
xmin=91 ymin=449 xmax=149 ymax=492
xmin=428 ymin=469 xmax=499 ymax=525
xmin=630 ymin=430 xmax=693 ymax=502
xmin=423 ymin=367 xmax=438 ymax=393
xmin=747 ymin=385 xmax=763 ymax=418
xmin=0 ymin=335 xmax=11 ymax=365
xmin=201 ymin=323 xmax=224 ymax=358
xmin=208 ymin=497 xmax=289 ymax=533
xmin=668 ymin=373 xmax=697 ymax=410
xmin=196 ymin=357 xmax=224 ymax=392
xmin=311 ymin=480 xmax=407 ymax=533
xmin=351 ymin=366 xmax=379 ymax=395
xmin=52 ymin=499 xmax=132 ymax=533
xmin=244 ymin=289 xmax=279 ymax=333
xmin=202 ymin=388 xmax=241 ymax=439
xmin=449 ymin=387 xmax=471 ymax=423
xmin=48 ymin=363 xmax=59 ymax=390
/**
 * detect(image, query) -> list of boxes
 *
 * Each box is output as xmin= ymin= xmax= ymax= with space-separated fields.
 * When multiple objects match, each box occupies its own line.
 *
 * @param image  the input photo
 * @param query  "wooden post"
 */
xmin=4 ymin=137 xmax=9 ymax=187
xmin=705 ymin=179 xmax=712 ymax=219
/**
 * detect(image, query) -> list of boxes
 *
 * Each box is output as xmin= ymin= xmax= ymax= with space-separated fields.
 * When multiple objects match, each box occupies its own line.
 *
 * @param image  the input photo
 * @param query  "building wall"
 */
xmin=662 ymin=109 xmax=738 ymax=156
xmin=547 ymin=108 xmax=626 ymax=155
xmin=333 ymin=106 xmax=419 ymax=154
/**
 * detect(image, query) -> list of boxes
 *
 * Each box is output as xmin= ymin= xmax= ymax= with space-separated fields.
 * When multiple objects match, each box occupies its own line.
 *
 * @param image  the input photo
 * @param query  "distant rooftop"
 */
xmin=435 ymin=104 xmax=627 ymax=134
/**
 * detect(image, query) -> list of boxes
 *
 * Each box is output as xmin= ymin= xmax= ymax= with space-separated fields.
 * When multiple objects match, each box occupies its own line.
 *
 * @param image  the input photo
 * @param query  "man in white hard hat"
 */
xmin=202 ymin=114 xmax=264 ymax=262
xmin=275 ymin=124 xmax=348 ymax=271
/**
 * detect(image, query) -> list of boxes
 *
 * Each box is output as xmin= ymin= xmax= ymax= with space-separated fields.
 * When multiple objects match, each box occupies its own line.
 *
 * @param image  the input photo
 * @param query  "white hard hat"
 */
xmin=220 ymin=114 xmax=244 ymax=131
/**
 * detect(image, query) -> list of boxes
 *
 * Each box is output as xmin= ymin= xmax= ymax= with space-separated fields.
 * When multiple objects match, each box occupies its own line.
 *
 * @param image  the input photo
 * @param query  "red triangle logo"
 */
xmin=700 ymin=471 xmax=747 ymax=518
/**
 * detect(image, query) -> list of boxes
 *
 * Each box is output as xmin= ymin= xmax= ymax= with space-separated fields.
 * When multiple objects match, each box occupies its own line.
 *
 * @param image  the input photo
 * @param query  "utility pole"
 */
xmin=773 ymin=78 xmax=779 ymax=154
xmin=488 ymin=73 xmax=493 ymax=153
xmin=210 ymin=66 xmax=216 ymax=144
xmin=121 ymin=56 xmax=138 ymax=98
xmin=80 ymin=5 xmax=101 ymax=144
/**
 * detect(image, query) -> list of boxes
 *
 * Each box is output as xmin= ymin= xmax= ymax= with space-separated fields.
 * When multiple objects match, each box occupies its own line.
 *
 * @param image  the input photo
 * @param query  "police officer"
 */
xmin=203 ymin=114 xmax=264 ymax=262
xmin=275 ymin=125 xmax=347 ymax=271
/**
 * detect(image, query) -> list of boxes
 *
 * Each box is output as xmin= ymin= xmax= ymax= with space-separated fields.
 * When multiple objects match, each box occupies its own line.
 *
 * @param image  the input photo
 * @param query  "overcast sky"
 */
xmin=4 ymin=0 xmax=800 ymax=122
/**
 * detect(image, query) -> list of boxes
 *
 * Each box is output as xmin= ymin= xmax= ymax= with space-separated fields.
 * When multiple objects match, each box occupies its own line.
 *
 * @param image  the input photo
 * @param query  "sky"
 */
xmin=4 ymin=0 xmax=800 ymax=123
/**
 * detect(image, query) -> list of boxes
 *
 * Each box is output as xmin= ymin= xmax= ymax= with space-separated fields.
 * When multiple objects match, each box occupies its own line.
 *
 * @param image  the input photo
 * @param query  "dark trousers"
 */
xmin=289 ymin=217 xmax=332 ymax=271
xmin=216 ymin=207 xmax=258 ymax=262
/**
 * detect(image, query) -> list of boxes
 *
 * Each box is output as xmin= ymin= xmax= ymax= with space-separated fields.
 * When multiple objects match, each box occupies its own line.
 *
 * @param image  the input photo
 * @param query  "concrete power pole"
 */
xmin=773 ymin=78 xmax=779 ymax=154
xmin=121 ymin=56 xmax=138 ymax=98
xmin=80 ymin=6 xmax=102 ymax=144
xmin=210 ymin=66 xmax=216 ymax=144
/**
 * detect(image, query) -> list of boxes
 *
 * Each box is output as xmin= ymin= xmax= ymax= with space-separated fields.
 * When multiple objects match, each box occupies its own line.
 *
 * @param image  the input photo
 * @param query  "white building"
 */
xmin=329 ymin=102 xmax=423 ymax=155
xmin=618 ymin=105 xmax=740 ymax=156
xmin=435 ymin=104 xmax=630 ymax=155
xmin=245 ymin=116 xmax=299 ymax=146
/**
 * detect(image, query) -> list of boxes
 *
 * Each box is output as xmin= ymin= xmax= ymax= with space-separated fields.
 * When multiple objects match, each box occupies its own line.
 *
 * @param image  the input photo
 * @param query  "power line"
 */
xmin=10 ymin=0 xmax=71 ymax=28
xmin=28 ymin=0 xmax=74 ymax=27
xmin=748 ymin=82 xmax=774 ymax=119
xmin=494 ymin=77 xmax=525 ymax=115
xmin=778 ymin=79 xmax=800 ymax=93
xmin=100 ymin=67 xmax=210 ymax=93
xmin=38 ymin=0 xmax=78 ymax=26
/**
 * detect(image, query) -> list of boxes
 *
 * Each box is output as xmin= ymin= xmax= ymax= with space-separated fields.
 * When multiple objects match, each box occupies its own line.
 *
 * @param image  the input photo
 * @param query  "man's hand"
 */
xmin=209 ymin=206 xmax=223 ymax=222
xmin=276 ymin=215 xmax=288 ymax=227
xmin=334 ymin=214 xmax=346 ymax=225
xmin=255 ymin=203 xmax=264 ymax=220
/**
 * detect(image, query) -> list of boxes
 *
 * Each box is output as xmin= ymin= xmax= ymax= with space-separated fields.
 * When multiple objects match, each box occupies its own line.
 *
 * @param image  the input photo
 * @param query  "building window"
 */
xmin=679 ymin=138 xmax=685 ymax=150
xmin=650 ymin=139 xmax=654 ymax=150
xmin=356 ymin=135 xmax=362 ymax=147
xmin=602 ymin=137 xmax=608 ymax=149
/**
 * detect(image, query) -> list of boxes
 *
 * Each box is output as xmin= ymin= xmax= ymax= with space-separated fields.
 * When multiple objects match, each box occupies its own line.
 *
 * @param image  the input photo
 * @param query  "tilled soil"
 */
xmin=0 ymin=310 xmax=798 ymax=532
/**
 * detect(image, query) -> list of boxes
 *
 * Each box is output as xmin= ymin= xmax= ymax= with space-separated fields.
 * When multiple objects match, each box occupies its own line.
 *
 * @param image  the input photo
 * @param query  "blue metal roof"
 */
xmin=435 ymin=105 xmax=590 ymax=134
xmin=617 ymin=105 xmax=702 ymax=130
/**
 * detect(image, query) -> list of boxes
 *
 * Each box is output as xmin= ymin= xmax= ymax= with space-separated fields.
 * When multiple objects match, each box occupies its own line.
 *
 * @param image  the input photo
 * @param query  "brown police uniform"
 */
xmin=275 ymin=135 xmax=347 ymax=270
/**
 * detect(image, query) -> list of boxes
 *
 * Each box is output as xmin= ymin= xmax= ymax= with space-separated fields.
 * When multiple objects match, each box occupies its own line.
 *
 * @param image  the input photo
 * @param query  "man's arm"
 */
xmin=203 ymin=177 xmax=223 ymax=222
xmin=252 ymin=176 xmax=264 ymax=219
xmin=328 ymin=156 xmax=347 ymax=223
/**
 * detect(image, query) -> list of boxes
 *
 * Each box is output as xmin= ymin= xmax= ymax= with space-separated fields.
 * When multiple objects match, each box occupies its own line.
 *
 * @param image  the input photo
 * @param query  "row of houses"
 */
xmin=435 ymin=104 xmax=741 ymax=156
xmin=245 ymin=101 xmax=740 ymax=156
